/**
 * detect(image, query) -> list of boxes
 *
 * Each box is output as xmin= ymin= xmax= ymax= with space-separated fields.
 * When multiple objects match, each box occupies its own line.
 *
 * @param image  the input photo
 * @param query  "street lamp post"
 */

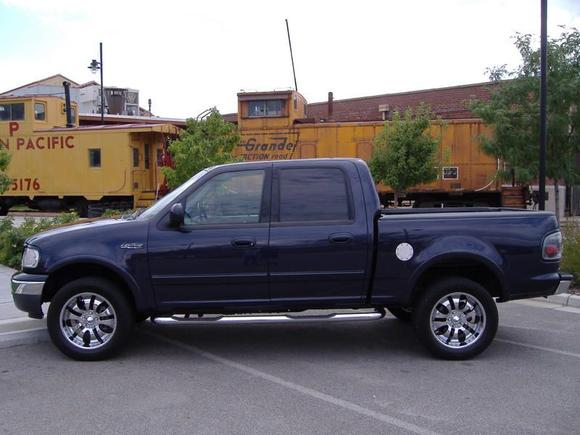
xmin=539 ymin=0 xmax=547 ymax=210
xmin=88 ymin=42 xmax=105 ymax=124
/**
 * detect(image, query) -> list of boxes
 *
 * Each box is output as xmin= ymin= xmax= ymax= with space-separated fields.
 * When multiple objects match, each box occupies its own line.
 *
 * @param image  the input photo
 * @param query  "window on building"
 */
xmin=278 ymin=168 xmax=351 ymax=222
xmin=247 ymin=99 xmax=284 ymax=117
xmin=89 ymin=149 xmax=101 ymax=168
xmin=0 ymin=103 xmax=25 ymax=121
xmin=132 ymin=148 xmax=140 ymax=167
xmin=157 ymin=149 xmax=164 ymax=166
xmin=184 ymin=170 xmax=265 ymax=225
xmin=34 ymin=103 xmax=46 ymax=121
xmin=144 ymin=144 xmax=150 ymax=169
xmin=442 ymin=167 xmax=459 ymax=180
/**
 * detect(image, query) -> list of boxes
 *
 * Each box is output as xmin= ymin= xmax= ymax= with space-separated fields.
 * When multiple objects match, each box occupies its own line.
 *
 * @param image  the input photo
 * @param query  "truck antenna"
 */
xmin=285 ymin=18 xmax=298 ymax=92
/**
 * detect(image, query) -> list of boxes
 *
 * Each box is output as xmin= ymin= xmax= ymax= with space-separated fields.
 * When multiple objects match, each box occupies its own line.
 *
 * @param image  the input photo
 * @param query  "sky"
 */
xmin=0 ymin=0 xmax=578 ymax=119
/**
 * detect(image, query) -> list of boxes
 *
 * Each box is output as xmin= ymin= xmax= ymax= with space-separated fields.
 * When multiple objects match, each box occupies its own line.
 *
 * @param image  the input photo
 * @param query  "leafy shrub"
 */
xmin=0 ymin=213 xmax=79 ymax=269
xmin=101 ymin=209 xmax=129 ymax=218
xmin=161 ymin=110 xmax=240 ymax=189
xmin=561 ymin=221 xmax=580 ymax=288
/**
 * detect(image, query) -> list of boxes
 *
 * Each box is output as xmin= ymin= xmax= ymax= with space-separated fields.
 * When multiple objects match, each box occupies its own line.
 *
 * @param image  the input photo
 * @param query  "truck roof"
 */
xmin=210 ymin=157 xmax=369 ymax=170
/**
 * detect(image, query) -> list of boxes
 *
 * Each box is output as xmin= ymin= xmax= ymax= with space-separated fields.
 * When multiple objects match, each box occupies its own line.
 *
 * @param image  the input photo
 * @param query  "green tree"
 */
xmin=471 ymin=28 xmax=580 ymax=216
xmin=369 ymin=105 xmax=439 ymax=206
xmin=0 ymin=145 xmax=10 ymax=194
xmin=161 ymin=109 xmax=240 ymax=189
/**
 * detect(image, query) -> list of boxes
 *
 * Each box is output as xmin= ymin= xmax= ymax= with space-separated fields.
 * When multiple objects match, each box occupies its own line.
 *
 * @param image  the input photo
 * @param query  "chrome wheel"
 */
xmin=429 ymin=292 xmax=486 ymax=348
xmin=59 ymin=292 xmax=117 ymax=350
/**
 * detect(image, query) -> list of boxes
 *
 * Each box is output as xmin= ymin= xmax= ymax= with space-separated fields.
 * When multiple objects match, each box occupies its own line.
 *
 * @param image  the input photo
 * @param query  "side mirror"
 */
xmin=169 ymin=203 xmax=185 ymax=227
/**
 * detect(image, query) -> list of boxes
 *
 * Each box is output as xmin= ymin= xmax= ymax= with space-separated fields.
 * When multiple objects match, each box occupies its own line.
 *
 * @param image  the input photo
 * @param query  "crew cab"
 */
xmin=11 ymin=158 xmax=572 ymax=360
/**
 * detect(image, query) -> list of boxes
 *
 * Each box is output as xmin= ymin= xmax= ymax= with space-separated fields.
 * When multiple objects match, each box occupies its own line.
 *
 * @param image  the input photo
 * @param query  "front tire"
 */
xmin=47 ymin=277 xmax=134 ymax=361
xmin=413 ymin=277 xmax=498 ymax=360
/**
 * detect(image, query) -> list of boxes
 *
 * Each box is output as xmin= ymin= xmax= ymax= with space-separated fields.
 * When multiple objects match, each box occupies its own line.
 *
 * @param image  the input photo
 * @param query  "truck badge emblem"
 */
xmin=120 ymin=242 xmax=144 ymax=249
xmin=395 ymin=243 xmax=414 ymax=261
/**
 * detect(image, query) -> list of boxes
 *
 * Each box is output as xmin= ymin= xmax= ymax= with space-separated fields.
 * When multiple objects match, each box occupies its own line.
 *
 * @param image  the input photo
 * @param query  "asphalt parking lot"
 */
xmin=0 ymin=300 xmax=579 ymax=435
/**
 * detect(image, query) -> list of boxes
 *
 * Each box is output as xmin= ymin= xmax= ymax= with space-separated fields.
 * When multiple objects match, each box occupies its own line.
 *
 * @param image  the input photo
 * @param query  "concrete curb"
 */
xmin=533 ymin=293 xmax=580 ymax=308
xmin=0 ymin=328 xmax=48 ymax=349
xmin=0 ymin=317 xmax=48 ymax=349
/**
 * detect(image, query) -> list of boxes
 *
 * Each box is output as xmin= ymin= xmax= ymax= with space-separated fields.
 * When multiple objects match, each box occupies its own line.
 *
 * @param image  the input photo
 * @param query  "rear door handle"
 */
xmin=328 ymin=233 xmax=353 ymax=244
xmin=232 ymin=238 xmax=256 ymax=248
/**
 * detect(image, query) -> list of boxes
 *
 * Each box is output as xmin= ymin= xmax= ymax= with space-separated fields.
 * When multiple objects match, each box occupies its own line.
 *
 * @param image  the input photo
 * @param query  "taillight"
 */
xmin=542 ymin=231 xmax=562 ymax=260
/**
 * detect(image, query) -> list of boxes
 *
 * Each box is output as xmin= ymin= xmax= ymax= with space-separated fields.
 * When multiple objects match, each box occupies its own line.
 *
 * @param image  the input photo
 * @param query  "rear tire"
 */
xmin=47 ymin=277 xmax=134 ymax=361
xmin=413 ymin=277 xmax=498 ymax=360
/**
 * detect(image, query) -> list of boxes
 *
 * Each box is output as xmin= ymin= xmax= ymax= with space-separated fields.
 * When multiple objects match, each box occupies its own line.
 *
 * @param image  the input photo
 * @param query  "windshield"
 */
xmin=136 ymin=169 xmax=209 ymax=220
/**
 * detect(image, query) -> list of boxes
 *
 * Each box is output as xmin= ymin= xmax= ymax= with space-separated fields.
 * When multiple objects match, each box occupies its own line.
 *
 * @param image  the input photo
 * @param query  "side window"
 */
xmin=144 ymin=144 xmax=150 ymax=169
xmin=248 ymin=101 xmax=265 ymax=117
xmin=266 ymin=100 xmax=282 ymax=116
xmin=11 ymin=103 xmax=24 ymax=120
xmin=0 ymin=104 xmax=8 ymax=121
xmin=184 ymin=170 xmax=265 ymax=225
xmin=279 ymin=168 xmax=351 ymax=222
xmin=0 ymin=103 xmax=25 ymax=121
xmin=132 ymin=148 xmax=140 ymax=167
xmin=89 ymin=149 xmax=101 ymax=167
xmin=247 ymin=99 xmax=284 ymax=117
xmin=34 ymin=103 xmax=46 ymax=121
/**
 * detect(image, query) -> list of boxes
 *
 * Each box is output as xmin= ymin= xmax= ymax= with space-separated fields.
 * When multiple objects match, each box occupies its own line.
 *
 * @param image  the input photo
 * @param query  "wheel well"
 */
xmin=43 ymin=263 xmax=136 ymax=311
xmin=412 ymin=259 xmax=504 ymax=304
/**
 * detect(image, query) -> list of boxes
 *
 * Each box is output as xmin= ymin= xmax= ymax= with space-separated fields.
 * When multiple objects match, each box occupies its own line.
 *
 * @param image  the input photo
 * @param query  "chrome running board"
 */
xmin=151 ymin=309 xmax=385 ymax=325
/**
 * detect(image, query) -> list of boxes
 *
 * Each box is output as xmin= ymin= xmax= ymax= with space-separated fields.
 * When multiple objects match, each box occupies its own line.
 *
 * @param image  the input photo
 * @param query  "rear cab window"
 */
xmin=276 ymin=167 xmax=353 ymax=223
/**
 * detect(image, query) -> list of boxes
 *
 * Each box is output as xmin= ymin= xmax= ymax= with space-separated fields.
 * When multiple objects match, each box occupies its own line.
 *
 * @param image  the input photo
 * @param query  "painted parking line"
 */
xmin=145 ymin=330 xmax=440 ymax=435
xmin=495 ymin=338 xmax=580 ymax=360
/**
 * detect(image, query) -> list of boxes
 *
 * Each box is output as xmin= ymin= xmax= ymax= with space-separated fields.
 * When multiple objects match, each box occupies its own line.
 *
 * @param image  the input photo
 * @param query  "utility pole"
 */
xmin=538 ymin=0 xmax=547 ymax=210
xmin=285 ymin=19 xmax=298 ymax=92
xmin=99 ymin=42 xmax=104 ymax=124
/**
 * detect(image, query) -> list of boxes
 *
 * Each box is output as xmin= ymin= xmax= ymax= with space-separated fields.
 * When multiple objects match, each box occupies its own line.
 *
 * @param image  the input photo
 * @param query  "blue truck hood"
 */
xmin=26 ymin=218 xmax=137 ymax=246
xmin=23 ymin=217 xmax=150 ymax=274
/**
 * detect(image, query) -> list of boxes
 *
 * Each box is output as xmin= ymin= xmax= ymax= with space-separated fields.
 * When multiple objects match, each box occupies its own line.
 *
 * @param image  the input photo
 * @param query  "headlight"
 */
xmin=21 ymin=247 xmax=40 ymax=269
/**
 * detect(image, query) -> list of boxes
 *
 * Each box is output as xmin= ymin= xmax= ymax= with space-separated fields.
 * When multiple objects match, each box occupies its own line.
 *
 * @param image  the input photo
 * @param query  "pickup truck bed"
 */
xmin=374 ymin=208 xmax=564 ymax=305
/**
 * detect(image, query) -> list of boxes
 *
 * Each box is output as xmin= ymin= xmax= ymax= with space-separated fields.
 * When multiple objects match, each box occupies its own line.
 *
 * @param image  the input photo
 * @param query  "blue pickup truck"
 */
xmin=11 ymin=158 xmax=571 ymax=361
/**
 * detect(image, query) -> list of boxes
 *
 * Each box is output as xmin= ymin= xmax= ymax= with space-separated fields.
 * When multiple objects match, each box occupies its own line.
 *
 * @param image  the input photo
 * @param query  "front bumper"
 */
xmin=11 ymin=272 xmax=48 ymax=319
xmin=554 ymin=273 xmax=573 ymax=295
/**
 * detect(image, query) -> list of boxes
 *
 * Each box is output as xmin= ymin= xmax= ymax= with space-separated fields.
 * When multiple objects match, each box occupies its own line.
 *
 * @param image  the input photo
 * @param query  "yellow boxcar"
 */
xmin=0 ymin=95 xmax=178 ymax=215
xmin=234 ymin=90 xmax=501 ymax=206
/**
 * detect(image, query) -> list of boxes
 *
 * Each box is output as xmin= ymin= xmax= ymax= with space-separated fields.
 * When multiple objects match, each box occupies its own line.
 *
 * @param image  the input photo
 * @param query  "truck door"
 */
xmin=268 ymin=161 xmax=370 ymax=305
xmin=148 ymin=166 xmax=271 ymax=308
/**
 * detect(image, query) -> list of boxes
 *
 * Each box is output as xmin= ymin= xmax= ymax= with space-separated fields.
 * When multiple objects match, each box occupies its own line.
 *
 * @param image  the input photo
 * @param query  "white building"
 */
xmin=1 ymin=74 xmax=142 ymax=116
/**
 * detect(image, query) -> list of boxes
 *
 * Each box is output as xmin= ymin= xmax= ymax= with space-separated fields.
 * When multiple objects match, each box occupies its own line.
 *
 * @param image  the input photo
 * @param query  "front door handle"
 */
xmin=328 ymin=233 xmax=353 ymax=244
xmin=232 ymin=238 xmax=256 ymax=248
